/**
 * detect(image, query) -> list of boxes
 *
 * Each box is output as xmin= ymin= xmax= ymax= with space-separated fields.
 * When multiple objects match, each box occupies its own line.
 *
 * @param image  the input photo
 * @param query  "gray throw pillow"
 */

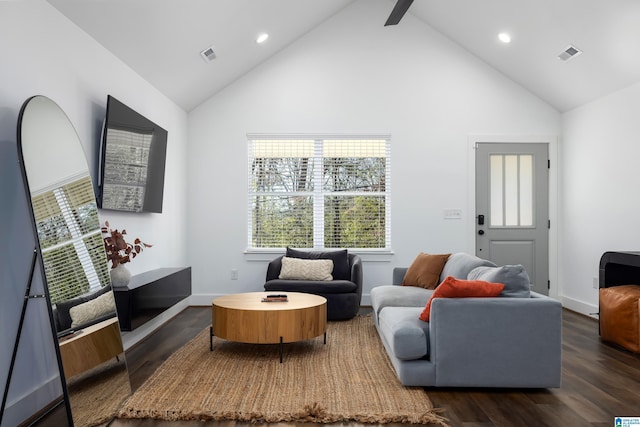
xmin=467 ymin=264 xmax=531 ymax=298
xmin=440 ymin=252 xmax=496 ymax=281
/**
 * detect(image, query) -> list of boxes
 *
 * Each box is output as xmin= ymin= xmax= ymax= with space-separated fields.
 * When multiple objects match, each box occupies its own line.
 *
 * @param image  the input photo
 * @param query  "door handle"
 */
xmin=478 ymin=214 xmax=485 ymax=225
xmin=478 ymin=229 xmax=485 ymax=235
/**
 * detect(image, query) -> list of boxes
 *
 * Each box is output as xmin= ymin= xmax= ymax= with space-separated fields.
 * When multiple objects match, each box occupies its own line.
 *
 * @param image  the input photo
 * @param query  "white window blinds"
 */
xmin=248 ymin=136 xmax=391 ymax=250
xmin=32 ymin=175 xmax=109 ymax=304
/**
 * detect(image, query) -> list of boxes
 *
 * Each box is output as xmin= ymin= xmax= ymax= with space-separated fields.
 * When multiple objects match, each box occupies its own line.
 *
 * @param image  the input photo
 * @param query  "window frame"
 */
xmin=246 ymin=134 xmax=392 ymax=255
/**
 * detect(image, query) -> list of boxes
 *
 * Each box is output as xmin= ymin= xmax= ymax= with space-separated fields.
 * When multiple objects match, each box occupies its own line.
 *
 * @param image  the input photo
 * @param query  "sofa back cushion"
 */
xmin=286 ymin=248 xmax=350 ymax=280
xmin=439 ymin=252 xmax=496 ymax=282
xmin=467 ymin=265 xmax=531 ymax=298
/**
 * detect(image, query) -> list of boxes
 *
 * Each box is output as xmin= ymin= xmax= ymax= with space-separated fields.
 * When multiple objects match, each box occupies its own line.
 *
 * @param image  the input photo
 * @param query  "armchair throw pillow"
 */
xmin=286 ymin=248 xmax=350 ymax=280
xmin=419 ymin=276 xmax=504 ymax=321
xmin=55 ymin=284 xmax=113 ymax=331
xmin=402 ymin=252 xmax=451 ymax=289
xmin=279 ymin=256 xmax=334 ymax=281
xmin=69 ymin=290 xmax=116 ymax=328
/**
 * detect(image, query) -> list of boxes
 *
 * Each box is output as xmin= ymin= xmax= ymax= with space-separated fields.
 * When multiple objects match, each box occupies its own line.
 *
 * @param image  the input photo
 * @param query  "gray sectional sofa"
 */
xmin=370 ymin=252 xmax=562 ymax=388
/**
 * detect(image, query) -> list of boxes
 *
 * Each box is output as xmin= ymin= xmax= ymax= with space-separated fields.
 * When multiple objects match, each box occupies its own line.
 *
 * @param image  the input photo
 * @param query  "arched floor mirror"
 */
xmin=17 ymin=95 xmax=131 ymax=426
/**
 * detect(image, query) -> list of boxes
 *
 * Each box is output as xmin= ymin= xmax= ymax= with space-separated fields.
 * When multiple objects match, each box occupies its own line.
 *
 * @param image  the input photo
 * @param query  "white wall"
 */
xmin=187 ymin=0 xmax=560 ymax=304
xmin=0 ymin=139 xmax=65 ymax=427
xmin=560 ymin=82 xmax=640 ymax=315
xmin=0 ymin=2 xmax=188 ymax=424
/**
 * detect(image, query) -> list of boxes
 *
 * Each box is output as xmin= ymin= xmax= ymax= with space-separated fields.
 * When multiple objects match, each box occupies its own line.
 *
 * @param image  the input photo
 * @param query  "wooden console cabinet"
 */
xmin=113 ymin=267 xmax=191 ymax=331
xmin=58 ymin=317 xmax=123 ymax=378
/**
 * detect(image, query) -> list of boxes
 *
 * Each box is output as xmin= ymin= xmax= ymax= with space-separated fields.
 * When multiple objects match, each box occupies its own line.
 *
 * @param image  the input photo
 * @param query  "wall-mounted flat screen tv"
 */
xmin=98 ymin=95 xmax=167 ymax=213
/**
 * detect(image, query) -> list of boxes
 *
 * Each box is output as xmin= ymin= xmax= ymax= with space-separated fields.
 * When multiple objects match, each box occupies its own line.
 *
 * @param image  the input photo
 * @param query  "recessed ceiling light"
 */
xmin=256 ymin=33 xmax=269 ymax=44
xmin=498 ymin=32 xmax=511 ymax=44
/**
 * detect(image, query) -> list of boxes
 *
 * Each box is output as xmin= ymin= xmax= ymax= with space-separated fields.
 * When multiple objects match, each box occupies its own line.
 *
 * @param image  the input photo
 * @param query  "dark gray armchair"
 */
xmin=264 ymin=251 xmax=363 ymax=320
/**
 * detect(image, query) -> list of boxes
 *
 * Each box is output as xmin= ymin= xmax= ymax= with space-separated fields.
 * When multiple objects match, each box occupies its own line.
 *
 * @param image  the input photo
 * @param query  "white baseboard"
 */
xmin=361 ymin=293 xmax=371 ymax=306
xmin=189 ymin=293 xmax=223 ymax=306
xmin=3 ymin=376 xmax=62 ymax=427
xmin=561 ymin=295 xmax=598 ymax=319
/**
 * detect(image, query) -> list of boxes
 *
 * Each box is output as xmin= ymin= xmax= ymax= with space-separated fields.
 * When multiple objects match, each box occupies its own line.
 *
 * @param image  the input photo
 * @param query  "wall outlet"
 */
xmin=593 ymin=277 xmax=598 ymax=289
xmin=231 ymin=269 xmax=238 ymax=280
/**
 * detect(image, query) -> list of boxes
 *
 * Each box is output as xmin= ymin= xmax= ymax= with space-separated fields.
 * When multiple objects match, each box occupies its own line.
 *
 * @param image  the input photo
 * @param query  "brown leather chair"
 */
xmin=600 ymin=285 xmax=640 ymax=353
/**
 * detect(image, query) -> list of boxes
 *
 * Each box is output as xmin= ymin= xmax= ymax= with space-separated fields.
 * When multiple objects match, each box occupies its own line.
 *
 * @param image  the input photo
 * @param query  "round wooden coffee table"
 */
xmin=210 ymin=291 xmax=327 ymax=362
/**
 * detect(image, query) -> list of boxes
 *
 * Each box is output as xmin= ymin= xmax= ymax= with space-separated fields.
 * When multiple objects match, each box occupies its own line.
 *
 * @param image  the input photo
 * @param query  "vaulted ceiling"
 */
xmin=48 ymin=0 xmax=640 ymax=113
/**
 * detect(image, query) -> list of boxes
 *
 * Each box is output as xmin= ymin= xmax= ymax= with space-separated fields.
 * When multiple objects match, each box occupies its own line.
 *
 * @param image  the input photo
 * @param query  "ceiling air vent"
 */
xmin=558 ymin=45 xmax=582 ymax=62
xmin=200 ymin=46 xmax=216 ymax=63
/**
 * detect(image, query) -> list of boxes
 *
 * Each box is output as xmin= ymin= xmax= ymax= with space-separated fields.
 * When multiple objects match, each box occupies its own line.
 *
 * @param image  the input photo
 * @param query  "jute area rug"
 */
xmin=67 ymin=356 xmax=130 ymax=427
xmin=117 ymin=315 xmax=448 ymax=425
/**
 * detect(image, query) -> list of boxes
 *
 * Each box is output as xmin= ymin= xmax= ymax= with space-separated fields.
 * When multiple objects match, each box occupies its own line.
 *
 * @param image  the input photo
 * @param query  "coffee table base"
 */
xmin=209 ymin=327 xmax=326 ymax=363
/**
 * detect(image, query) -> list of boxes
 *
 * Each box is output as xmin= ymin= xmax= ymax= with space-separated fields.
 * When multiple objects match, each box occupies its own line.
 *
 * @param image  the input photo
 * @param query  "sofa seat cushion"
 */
xmin=378 ymin=306 xmax=429 ymax=360
xmin=264 ymin=279 xmax=356 ymax=294
xmin=370 ymin=285 xmax=433 ymax=316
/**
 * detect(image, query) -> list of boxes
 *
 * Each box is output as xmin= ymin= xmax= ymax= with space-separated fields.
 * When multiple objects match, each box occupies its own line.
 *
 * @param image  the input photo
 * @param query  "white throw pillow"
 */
xmin=69 ymin=291 xmax=116 ymax=328
xmin=279 ymin=256 xmax=334 ymax=281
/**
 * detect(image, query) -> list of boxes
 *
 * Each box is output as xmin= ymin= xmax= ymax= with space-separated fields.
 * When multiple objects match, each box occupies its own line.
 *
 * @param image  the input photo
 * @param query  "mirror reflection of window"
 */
xmin=31 ymin=174 xmax=109 ymax=304
xmin=102 ymin=127 xmax=152 ymax=212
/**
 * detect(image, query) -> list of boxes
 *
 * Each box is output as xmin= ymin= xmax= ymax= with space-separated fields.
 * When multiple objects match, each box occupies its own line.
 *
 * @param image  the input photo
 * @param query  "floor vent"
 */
xmin=558 ymin=45 xmax=582 ymax=62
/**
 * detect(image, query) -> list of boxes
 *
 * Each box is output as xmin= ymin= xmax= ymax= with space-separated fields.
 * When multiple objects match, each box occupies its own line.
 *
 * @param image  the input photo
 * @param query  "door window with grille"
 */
xmin=489 ymin=154 xmax=534 ymax=227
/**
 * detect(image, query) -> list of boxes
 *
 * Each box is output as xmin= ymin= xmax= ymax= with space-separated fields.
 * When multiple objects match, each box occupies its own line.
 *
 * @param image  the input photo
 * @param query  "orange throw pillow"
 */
xmin=401 ymin=252 xmax=451 ymax=289
xmin=419 ymin=276 xmax=505 ymax=321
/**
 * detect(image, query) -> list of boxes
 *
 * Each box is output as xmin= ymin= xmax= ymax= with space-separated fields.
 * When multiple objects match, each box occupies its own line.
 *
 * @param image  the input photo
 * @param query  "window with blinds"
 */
xmin=31 ymin=174 xmax=110 ymax=304
xmin=248 ymin=136 xmax=391 ymax=250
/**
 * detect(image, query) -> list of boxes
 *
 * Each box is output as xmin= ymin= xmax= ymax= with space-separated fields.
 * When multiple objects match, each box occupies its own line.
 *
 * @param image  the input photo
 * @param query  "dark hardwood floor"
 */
xmin=109 ymin=307 xmax=640 ymax=427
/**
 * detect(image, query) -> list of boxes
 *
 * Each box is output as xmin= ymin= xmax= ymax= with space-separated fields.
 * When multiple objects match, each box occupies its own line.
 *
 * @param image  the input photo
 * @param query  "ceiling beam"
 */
xmin=384 ymin=0 xmax=414 ymax=26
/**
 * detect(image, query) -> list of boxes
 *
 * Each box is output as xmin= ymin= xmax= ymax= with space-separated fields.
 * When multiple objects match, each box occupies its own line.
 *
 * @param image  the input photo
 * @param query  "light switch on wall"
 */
xmin=443 ymin=209 xmax=462 ymax=219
